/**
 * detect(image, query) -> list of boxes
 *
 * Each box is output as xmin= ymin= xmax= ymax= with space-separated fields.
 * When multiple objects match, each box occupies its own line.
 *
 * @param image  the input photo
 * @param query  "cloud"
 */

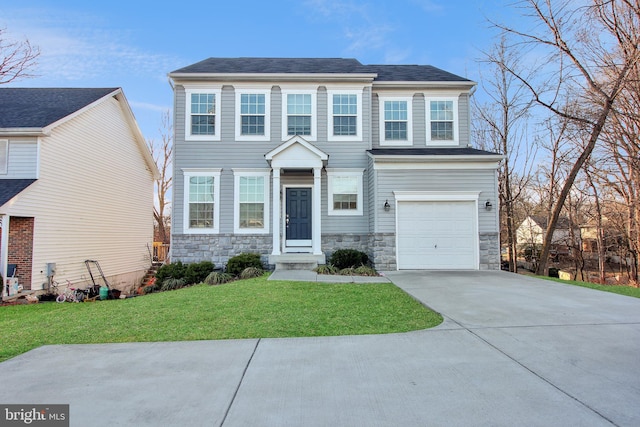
xmin=0 ymin=7 xmax=177 ymax=85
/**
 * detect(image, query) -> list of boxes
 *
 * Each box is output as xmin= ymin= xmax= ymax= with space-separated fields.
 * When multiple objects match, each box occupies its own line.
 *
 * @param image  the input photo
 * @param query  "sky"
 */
xmin=0 ymin=0 xmax=519 ymax=143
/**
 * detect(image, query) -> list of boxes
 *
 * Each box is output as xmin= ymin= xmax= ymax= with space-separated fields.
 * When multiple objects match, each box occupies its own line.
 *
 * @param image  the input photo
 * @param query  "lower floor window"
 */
xmin=183 ymin=169 xmax=221 ymax=233
xmin=235 ymin=171 xmax=270 ymax=233
xmin=327 ymin=170 xmax=364 ymax=216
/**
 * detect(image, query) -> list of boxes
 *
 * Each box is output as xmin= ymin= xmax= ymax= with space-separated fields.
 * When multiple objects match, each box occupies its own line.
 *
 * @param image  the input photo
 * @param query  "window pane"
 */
xmin=287 ymin=94 xmax=311 ymax=115
xmin=431 ymin=122 xmax=454 ymax=140
xmin=333 ymin=194 xmax=357 ymax=210
xmin=384 ymin=101 xmax=407 ymax=121
xmin=385 ymin=122 xmax=407 ymax=140
xmin=240 ymin=203 xmax=264 ymax=228
xmin=333 ymin=94 xmax=357 ymax=115
xmin=333 ymin=116 xmax=357 ymax=136
xmin=241 ymin=115 xmax=265 ymax=135
xmin=240 ymin=176 xmax=265 ymax=203
xmin=333 ymin=176 xmax=358 ymax=194
xmin=189 ymin=203 xmax=214 ymax=228
xmin=287 ymin=116 xmax=311 ymax=135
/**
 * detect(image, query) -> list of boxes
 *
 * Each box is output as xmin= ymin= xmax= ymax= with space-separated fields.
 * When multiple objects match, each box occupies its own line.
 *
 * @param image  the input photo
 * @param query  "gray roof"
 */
xmin=368 ymin=147 xmax=500 ymax=156
xmin=0 ymin=179 xmax=37 ymax=206
xmin=171 ymin=58 xmax=471 ymax=82
xmin=0 ymin=88 xmax=118 ymax=128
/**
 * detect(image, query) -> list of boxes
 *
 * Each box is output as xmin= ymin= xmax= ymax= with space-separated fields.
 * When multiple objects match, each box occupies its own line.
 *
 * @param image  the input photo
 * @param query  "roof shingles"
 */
xmin=0 ymin=88 xmax=118 ymax=129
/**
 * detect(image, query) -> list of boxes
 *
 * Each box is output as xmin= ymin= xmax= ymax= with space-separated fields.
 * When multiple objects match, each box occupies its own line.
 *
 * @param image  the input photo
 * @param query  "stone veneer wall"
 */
xmin=171 ymin=234 xmax=273 ymax=268
xmin=172 ymin=231 xmax=500 ymax=271
xmin=479 ymin=232 xmax=501 ymax=270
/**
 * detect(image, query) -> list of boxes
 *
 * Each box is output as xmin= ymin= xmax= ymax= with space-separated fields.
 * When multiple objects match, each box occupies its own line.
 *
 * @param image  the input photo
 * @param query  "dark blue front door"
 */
xmin=286 ymin=188 xmax=312 ymax=242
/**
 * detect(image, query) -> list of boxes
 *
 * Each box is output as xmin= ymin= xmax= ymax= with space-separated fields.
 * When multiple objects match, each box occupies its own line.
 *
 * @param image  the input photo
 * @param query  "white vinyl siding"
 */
xmin=185 ymin=88 xmax=221 ymax=141
xmin=327 ymin=169 xmax=364 ymax=216
xmin=379 ymin=96 xmax=412 ymax=146
xmin=233 ymin=169 xmax=270 ymax=234
xmin=183 ymin=169 xmax=221 ymax=234
xmin=426 ymin=96 xmax=459 ymax=145
xmin=0 ymin=139 xmax=7 ymax=174
xmin=1 ymin=96 xmax=155 ymax=290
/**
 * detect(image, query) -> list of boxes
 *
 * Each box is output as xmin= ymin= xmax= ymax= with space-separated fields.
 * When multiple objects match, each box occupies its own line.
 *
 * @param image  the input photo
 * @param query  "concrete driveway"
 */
xmin=1 ymin=271 xmax=639 ymax=426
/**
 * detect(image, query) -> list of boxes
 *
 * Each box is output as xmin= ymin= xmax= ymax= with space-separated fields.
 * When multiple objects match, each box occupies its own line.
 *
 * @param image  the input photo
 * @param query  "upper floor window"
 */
xmin=183 ymin=169 xmax=221 ymax=234
xmin=327 ymin=90 xmax=363 ymax=142
xmin=327 ymin=169 xmax=364 ymax=216
xmin=235 ymin=89 xmax=271 ymax=141
xmin=282 ymin=90 xmax=316 ymax=141
xmin=0 ymin=139 xmax=7 ymax=174
xmin=185 ymin=88 xmax=221 ymax=141
xmin=426 ymin=96 xmax=459 ymax=145
xmin=233 ymin=170 xmax=270 ymax=234
xmin=379 ymin=97 xmax=412 ymax=146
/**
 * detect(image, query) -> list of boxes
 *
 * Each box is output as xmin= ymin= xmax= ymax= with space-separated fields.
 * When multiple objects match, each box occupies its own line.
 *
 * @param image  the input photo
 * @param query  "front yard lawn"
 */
xmin=542 ymin=276 xmax=640 ymax=298
xmin=0 ymin=276 xmax=442 ymax=362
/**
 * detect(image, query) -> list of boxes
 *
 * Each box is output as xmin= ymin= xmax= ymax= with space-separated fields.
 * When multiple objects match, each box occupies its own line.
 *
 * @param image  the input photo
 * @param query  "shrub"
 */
xmin=329 ymin=249 xmax=369 ymax=270
xmin=240 ymin=267 xmax=264 ymax=279
xmin=161 ymin=278 xmax=187 ymax=292
xmin=184 ymin=261 xmax=216 ymax=285
xmin=226 ymin=253 xmax=263 ymax=277
xmin=204 ymin=271 xmax=235 ymax=285
xmin=354 ymin=265 xmax=378 ymax=276
xmin=155 ymin=261 xmax=187 ymax=287
xmin=314 ymin=264 xmax=338 ymax=275
xmin=338 ymin=267 xmax=357 ymax=276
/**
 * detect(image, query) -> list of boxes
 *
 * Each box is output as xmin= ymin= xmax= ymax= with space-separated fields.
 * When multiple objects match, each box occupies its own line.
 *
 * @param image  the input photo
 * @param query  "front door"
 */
xmin=285 ymin=187 xmax=312 ymax=249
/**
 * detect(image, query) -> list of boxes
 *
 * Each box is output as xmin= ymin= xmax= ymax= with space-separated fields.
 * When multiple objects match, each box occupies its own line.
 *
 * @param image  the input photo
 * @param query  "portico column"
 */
xmin=313 ymin=167 xmax=322 ymax=255
xmin=271 ymin=168 xmax=281 ymax=255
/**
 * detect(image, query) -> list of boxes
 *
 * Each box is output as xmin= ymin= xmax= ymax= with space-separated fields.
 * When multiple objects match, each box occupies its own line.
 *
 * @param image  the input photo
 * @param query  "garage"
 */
xmin=397 ymin=200 xmax=478 ymax=269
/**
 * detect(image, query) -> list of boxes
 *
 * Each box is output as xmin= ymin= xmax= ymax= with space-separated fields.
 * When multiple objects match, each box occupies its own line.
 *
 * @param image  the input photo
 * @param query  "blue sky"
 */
xmin=0 ymin=0 xmax=515 ymax=142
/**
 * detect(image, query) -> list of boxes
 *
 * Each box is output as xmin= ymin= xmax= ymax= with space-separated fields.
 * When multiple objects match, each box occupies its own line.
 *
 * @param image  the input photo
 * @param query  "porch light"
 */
xmin=485 ymin=200 xmax=493 ymax=211
xmin=384 ymin=200 xmax=391 ymax=211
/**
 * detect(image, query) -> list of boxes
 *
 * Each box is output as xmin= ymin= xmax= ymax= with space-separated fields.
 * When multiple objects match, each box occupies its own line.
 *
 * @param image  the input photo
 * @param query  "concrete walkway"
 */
xmin=1 ymin=271 xmax=639 ymax=426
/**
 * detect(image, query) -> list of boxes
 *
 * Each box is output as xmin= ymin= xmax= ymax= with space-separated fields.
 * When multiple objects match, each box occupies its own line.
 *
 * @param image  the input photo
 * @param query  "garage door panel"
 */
xmin=397 ymin=201 xmax=477 ymax=270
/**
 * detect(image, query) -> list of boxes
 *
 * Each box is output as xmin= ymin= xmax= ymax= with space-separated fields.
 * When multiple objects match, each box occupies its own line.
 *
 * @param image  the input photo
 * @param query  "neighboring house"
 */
xmin=168 ymin=58 xmax=502 ymax=270
xmin=516 ymin=215 xmax=581 ymax=257
xmin=0 ymin=88 xmax=159 ymax=295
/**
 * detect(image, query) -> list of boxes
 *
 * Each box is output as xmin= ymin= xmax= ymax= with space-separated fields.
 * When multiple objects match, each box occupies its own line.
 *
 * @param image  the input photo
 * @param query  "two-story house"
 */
xmin=168 ymin=58 xmax=502 ymax=271
xmin=0 ymin=88 xmax=158 ymax=296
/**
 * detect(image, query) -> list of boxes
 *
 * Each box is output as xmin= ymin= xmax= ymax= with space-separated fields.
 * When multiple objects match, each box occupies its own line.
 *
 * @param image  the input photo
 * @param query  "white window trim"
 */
xmin=184 ymin=87 xmax=221 ymax=141
xmin=327 ymin=90 xmax=362 ymax=142
xmin=235 ymin=88 xmax=271 ymax=141
xmin=281 ymin=89 xmax=317 ymax=141
xmin=0 ymin=139 xmax=7 ymax=174
xmin=425 ymin=95 xmax=459 ymax=146
xmin=233 ymin=169 xmax=270 ymax=234
xmin=379 ymin=96 xmax=413 ymax=146
xmin=182 ymin=168 xmax=221 ymax=234
xmin=327 ymin=169 xmax=364 ymax=216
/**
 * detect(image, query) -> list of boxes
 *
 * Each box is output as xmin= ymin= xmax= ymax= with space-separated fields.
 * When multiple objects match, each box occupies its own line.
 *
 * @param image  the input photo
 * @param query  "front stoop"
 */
xmin=269 ymin=254 xmax=326 ymax=271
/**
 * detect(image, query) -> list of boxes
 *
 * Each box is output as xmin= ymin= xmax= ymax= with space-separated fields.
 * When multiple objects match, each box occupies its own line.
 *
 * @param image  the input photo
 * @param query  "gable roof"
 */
xmin=0 ymin=179 xmax=37 ymax=207
xmin=0 ymin=88 xmax=119 ymax=129
xmin=170 ymin=57 xmax=472 ymax=83
xmin=528 ymin=215 xmax=575 ymax=230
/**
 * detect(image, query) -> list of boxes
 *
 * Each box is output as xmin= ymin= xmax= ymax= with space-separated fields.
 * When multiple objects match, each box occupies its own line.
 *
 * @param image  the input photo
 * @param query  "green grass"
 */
xmin=541 ymin=276 xmax=640 ymax=298
xmin=0 ymin=275 xmax=441 ymax=362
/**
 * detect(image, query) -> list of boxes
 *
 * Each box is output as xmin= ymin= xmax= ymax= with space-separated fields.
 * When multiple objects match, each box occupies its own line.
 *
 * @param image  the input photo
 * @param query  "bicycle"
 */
xmin=55 ymin=280 xmax=86 ymax=303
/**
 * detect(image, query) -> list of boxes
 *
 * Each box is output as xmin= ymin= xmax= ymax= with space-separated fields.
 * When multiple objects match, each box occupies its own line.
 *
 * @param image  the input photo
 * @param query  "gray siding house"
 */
xmin=169 ymin=58 xmax=502 ymax=270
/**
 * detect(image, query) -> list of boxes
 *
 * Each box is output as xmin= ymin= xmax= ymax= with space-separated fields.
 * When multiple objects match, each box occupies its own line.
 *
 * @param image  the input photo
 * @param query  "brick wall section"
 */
xmin=8 ymin=217 xmax=35 ymax=290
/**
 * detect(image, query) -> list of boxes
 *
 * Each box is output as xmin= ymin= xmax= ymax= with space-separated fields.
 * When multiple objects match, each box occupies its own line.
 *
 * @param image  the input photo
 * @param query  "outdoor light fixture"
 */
xmin=384 ymin=200 xmax=391 ymax=211
xmin=485 ymin=200 xmax=493 ymax=211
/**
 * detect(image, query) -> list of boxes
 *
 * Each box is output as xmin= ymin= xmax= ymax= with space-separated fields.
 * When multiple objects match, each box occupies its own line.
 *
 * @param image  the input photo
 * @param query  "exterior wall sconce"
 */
xmin=485 ymin=200 xmax=493 ymax=211
xmin=384 ymin=200 xmax=391 ymax=211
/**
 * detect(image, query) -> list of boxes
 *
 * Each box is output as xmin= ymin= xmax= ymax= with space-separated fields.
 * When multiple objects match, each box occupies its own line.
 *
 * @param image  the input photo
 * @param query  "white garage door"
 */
xmin=397 ymin=201 xmax=477 ymax=269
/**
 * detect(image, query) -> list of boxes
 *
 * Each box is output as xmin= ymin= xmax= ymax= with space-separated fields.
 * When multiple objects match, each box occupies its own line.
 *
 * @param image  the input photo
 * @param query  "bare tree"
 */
xmin=0 ymin=27 xmax=39 ymax=84
xmin=491 ymin=0 xmax=640 ymax=275
xmin=474 ymin=36 xmax=536 ymax=272
xmin=147 ymin=111 xmax=173 ymax=245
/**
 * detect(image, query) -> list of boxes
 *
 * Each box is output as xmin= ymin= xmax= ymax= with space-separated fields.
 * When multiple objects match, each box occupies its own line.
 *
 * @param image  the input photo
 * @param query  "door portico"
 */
xmin=265 ymin=137 xmax=328 ymax=256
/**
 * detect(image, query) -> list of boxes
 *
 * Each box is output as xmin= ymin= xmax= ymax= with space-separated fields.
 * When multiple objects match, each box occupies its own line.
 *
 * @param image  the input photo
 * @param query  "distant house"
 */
xmin=168 ymin=57 xmax=503 ymax=270
xmin=516 ymin=215 xmax=581 ymax=258
xmin=0 ymin=88 xmax=159 ymax=296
